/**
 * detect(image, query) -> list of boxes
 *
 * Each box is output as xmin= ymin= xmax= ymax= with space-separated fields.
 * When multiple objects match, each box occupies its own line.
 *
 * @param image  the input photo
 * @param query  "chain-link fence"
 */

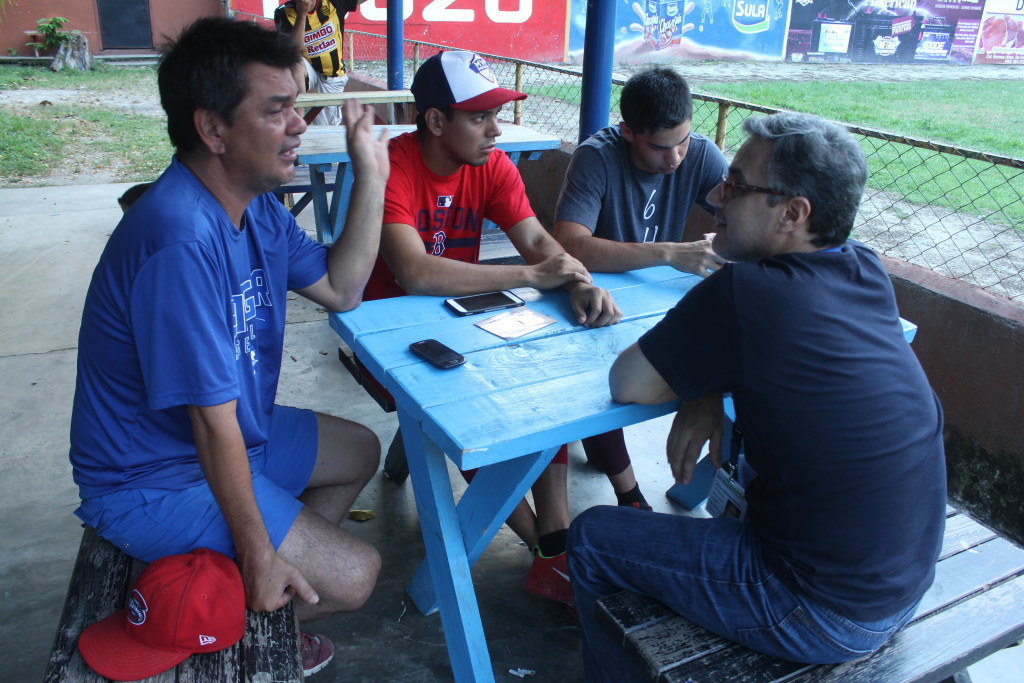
xmin=345 ymin=31 xmax=1024 ymax=304
xmin=688 ymin=96 xmax=1024 ymax=303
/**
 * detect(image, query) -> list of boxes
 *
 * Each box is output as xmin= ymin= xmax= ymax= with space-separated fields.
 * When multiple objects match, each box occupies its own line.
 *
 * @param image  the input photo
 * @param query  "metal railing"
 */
xmin=345 ymin=30 xmax=1024 ymax=303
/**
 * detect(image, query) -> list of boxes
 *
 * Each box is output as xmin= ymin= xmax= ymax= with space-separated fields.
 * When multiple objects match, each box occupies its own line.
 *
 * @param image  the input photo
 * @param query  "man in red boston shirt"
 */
xmin=364 ymin=51 xmax=621 ymax=605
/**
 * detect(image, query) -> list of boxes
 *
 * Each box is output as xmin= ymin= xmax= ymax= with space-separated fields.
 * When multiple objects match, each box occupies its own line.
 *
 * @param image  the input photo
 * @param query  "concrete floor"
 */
xmin=1 ymin=182 xmax=1021 ymax=682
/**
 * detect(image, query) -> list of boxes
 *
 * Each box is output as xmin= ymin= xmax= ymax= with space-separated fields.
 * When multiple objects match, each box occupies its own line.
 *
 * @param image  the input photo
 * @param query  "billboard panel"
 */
xmin=344 ymin=0 xmax=569 ymax=62
xmin=785 ymin=0 xmax=986 ymax=64
xmin=974 ymin=0 xmax=1024 ymax=64
xmin=568 ymin=0 xmax=792 ymax=63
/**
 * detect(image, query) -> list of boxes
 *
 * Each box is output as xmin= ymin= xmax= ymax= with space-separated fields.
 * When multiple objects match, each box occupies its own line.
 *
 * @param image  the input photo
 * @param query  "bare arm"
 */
xmin=508 ymin=218 xmax=622 ymax=327
xmin=187 ymin=401 xmax=317 ymax=612
xmin=287 ymin=0 xmax=316 ymax=38
xmin=554 ymin=218 xmax=724 ymax=277
xmin=284 ymin=0 xmax=316 ymax=94
xmin=380 ymin=216 xmax=590 ymax=296
xmin=666 ymin=395 xmax=724 ymax=484
xmin=609 ymin=342 xmax=677 ymax=404
xmin=610 ymin=343 xmax=724 ymax=484
xmin=295 ymin=101 xmax=390 ymax=312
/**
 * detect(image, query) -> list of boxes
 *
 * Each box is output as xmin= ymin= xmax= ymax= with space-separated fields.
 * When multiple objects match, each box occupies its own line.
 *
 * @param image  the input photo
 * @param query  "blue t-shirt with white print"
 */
xmin=70 ymin=157 xmax=327 ymax=498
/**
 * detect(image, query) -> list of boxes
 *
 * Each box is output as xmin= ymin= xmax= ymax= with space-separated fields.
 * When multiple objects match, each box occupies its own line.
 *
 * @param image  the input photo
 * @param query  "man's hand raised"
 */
xmin=342 ymin=100 xmax=390 ymax=188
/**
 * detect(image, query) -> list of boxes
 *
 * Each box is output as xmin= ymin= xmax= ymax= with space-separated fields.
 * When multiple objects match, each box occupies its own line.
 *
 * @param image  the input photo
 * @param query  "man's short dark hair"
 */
xmin=742 ymin=113 xmax=868 ymax=246
xmin=619 ymin=67 xmax=693 ymax=134
xmin=158 ymin=18 xmax=301 ymax=155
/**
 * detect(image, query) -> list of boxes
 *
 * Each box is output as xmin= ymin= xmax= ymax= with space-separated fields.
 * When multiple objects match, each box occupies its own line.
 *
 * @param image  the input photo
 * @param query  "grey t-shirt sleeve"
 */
xmin=553 ymin=143 xmax=608 ymax=233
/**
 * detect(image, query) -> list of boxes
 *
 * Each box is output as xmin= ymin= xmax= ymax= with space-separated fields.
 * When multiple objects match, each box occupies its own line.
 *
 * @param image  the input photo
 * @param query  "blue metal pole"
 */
xmin=387 ymin=0 xmax=404 ymax=90
xmin=578 ymin=0 xmax=616 ymax=144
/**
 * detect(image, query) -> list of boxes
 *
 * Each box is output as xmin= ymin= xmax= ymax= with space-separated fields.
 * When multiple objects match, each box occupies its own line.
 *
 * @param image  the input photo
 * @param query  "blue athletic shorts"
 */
xmin=75 ymin=405 xmax=318 ymax=563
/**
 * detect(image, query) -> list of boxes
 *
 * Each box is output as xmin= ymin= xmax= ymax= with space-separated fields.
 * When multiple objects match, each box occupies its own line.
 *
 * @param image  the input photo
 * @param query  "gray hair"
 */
xmin=742 ymin=113 xmax=867 ymax=246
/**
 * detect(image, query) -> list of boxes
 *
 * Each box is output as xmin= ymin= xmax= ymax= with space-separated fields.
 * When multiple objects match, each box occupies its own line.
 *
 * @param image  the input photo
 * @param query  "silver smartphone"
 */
xmin=444 ymin=290 xmax=525 ymax=316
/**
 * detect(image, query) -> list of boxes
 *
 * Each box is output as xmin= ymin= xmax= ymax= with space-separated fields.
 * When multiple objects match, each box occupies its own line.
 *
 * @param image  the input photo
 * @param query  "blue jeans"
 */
xmin=567 ymin=506 xmax=919 ymax=682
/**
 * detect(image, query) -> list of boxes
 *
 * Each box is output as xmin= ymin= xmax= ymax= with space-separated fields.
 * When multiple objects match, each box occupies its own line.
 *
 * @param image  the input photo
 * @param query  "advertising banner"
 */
xmin=568 ymin=0 xmax=792 ymax=63
xmin=785 ymin=0 xmax=985 ymax=64
xmin=974 ymin=0 xmax=1024 ymax=64
xmin=344 ymin=0 xmax=569 ymax=62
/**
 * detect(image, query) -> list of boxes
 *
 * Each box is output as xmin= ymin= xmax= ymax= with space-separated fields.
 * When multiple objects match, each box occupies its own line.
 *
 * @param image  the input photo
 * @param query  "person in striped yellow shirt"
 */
xmin=275 ymin=0 xmax=367 ymax=125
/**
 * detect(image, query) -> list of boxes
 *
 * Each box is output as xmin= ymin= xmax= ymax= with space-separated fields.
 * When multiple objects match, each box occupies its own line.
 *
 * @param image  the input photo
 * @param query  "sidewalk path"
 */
xmin=621 ymin=61 xmax=1024 ymax=84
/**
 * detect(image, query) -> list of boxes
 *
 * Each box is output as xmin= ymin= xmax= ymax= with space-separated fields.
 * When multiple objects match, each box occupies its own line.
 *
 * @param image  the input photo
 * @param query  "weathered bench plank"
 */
xmin=597 ymin=508 xmax=1024 ymax=683
xmin=795 ymin=575 xmax=1024 ymax=683
xmin=45 ymin=526 xmax=302 ymax=683
xmin=45 ymin=527 xmax=134 ymax=683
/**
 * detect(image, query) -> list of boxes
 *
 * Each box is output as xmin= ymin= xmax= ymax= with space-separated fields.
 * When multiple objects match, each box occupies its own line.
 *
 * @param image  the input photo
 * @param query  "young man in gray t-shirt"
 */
xmin=553 ymin=67 xmax=728 ymax=510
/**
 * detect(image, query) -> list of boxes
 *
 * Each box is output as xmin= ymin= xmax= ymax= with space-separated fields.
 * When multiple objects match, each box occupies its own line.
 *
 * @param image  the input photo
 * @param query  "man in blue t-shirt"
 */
xmin=567 ymin=112 xmax=946 ymax=679
xmin=553 ymin=67 xmax=729 ymax=512
xmin=69 ymin=18 xmax=389 ymax=676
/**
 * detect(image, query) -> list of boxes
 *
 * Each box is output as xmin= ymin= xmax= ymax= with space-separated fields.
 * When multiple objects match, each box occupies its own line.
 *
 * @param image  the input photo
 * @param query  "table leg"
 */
xmin=398 ymin=405 xmax=497 ymax=683
xmin=407 ymin=445 xmax=558 ymax=615
xmin=326 ymin=163 xmax=355 ymax=243
xmin=308 ymin=163 xmax=333 ymax=243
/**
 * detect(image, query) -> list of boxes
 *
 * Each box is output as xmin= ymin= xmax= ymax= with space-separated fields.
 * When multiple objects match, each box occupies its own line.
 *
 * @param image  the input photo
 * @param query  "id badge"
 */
xmin=705 ymin=467 xmax=747 ymax=519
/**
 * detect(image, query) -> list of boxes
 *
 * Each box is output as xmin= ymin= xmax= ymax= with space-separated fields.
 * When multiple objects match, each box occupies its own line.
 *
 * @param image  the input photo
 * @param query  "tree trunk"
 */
xmin=50 ymin=33 xmax=92 ymax=72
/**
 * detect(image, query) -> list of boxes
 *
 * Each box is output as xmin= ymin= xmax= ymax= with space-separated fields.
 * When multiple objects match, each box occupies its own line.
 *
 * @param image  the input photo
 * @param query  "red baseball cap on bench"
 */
xmin=78 ymin=548 xmax=245 ymax=681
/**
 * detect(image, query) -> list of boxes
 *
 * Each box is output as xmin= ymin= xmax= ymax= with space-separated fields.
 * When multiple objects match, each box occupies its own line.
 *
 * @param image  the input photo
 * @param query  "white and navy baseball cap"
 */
xmin=411 ymin=51 xmax=527 ymax=112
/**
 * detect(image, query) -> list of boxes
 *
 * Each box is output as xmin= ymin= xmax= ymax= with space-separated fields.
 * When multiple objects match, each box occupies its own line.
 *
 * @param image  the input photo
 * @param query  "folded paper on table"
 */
xmin=475 ymin=308 xmax=556 ymax=340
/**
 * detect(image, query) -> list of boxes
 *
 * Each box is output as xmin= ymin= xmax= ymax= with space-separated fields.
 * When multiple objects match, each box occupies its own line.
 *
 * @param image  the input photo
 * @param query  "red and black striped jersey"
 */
xmin=275 ymin=0 xmax=358 ymax=77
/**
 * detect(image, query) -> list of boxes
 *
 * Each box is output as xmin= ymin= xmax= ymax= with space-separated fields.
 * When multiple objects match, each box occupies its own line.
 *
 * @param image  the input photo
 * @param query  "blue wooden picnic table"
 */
xmin=293 ymin=123 xmax=561 ymax=244
xmin=329 ymin=266 xmax=918 ymax=681
xmin=329 ymin=266 xmax=697 ymax=681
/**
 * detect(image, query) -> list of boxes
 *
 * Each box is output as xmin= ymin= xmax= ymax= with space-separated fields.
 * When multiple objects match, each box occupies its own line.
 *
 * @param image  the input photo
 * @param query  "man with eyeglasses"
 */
xmin=552 ymin=66 xmax=729 ymax=513
xmin=567 ymin=112 xmax=947 ymax=679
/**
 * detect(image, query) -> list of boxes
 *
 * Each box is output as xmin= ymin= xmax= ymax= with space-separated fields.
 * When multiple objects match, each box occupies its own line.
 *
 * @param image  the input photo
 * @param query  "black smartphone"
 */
xmin=444 ymin=290 xmax=525 ymax=316
xmin=409 ymin=339 xmax=466 ymax=369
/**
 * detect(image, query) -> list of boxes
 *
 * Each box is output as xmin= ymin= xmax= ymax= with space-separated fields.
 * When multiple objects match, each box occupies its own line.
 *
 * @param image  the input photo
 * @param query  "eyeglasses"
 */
xmin=718 ymin=176 xmax=791 ymax=202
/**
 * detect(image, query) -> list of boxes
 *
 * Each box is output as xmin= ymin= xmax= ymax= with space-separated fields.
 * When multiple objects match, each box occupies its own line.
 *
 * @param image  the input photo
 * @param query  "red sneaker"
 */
xmin=301 ymin=631 xmax=335 ymax=677
xmin=523 ymin=551 xmax=575 ymax=606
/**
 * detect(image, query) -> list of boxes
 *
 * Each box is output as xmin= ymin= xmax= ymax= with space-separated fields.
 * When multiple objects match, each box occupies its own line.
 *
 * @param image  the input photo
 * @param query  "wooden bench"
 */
xmin=597 ymin=505 xmax=1024 ymax=683
xmin=44 ymin=527 xmax=303 ymax=683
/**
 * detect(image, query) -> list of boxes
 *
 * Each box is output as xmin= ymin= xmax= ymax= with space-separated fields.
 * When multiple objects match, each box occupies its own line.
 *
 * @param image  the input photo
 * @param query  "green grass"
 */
xmin=528 ymin=80 xmax=1023 ymax=230
xmin=528 ymin=80 xmax=1023 ymax=158
xmin=0 ymin=65 xmax=168 ymax=184
xmin=2 ymin=66 xmax=1021 ymax=231
xmin=0 ymin=63 xmax=158 ymax=96
xmin=694 ymin=81 xmax=1024 ymax=160
xmin=0 ymin=105 xmax=170 ymax=183
xmin=0 ymin=110 xmax=65 ymax=176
